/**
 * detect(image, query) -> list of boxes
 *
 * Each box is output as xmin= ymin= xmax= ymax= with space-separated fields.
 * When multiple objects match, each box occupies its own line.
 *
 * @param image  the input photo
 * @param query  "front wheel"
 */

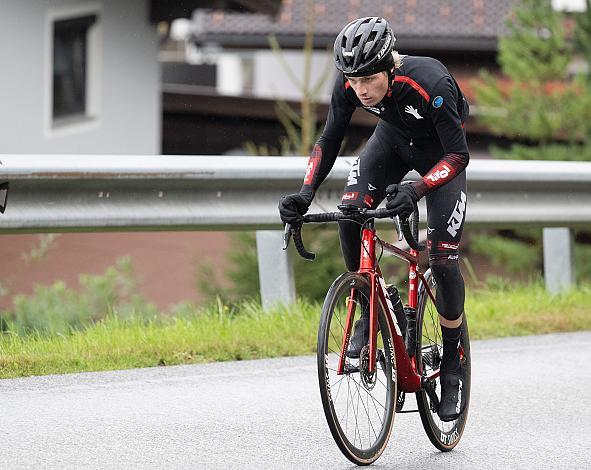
xmin=317 ymin=272 xmax=397 ymax=466
xmin=415 ymin=269 xmax=471 ymax=451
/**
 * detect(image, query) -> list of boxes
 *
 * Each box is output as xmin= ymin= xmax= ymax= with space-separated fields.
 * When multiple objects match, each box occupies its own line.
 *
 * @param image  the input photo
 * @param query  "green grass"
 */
xmin=0 ymin=301 xmax=320 ymax=379
xmin=467 ymin=281 xmax=591 ymax=338
xmin=1 ymin=283 xmax=591 ymax=379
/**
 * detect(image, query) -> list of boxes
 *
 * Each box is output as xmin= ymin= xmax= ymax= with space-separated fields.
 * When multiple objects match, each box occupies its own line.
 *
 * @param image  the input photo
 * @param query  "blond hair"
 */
xmin=393 ymin=51 xmax=404 ymax=69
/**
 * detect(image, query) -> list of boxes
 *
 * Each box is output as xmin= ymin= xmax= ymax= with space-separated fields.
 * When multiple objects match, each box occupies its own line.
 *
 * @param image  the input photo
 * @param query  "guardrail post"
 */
xmin=256 ymin=230 xmax=296 ymax=309
xmin=543 ymin=227 xmax=574 ymax=294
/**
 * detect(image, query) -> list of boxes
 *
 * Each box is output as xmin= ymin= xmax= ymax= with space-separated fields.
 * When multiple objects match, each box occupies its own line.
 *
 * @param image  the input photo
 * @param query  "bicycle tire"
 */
xmin=317 ymin=272 xmax=397 ymax=465
xmin=414 ymin=269 xmax=471 ymax=451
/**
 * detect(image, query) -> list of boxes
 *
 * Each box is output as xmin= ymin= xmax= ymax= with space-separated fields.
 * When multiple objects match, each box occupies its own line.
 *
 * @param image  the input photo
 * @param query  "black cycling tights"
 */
xmin=337 ymin=142 xmax=467 ymax=322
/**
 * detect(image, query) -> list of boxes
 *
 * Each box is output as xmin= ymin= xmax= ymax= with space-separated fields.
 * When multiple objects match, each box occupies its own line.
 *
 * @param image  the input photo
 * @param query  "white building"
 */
xmin=0 ymin=0 xmax=160 ymax=154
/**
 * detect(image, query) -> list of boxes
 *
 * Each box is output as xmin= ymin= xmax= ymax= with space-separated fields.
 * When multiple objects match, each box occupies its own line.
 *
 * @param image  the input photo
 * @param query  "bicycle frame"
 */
xmin=336 ymin=222 xmax=438 ymax=393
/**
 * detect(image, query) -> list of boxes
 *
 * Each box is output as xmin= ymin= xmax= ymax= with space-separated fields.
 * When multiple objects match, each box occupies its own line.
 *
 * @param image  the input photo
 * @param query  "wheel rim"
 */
xmin=321 ymin=275 xmax=396 ymax=457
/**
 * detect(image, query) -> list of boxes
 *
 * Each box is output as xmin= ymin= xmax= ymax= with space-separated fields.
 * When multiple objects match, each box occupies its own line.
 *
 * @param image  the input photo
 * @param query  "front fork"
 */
xmin=337 ymin=227 xmax=378 ymax=376
xmin=336 ymin=274 xmax=380 ymax=376
xmin=337 ymin=287 xmax=358 ymax=376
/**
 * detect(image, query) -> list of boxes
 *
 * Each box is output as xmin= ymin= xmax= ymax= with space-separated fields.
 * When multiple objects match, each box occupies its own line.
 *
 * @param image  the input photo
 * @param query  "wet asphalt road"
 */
xmin=1 ymin=331 xmax=590 ymax=469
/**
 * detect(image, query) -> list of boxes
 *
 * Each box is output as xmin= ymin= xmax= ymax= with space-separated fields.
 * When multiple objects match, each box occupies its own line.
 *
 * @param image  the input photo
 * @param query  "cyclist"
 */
xmin=279 ymin=17 xmax=469 ymax=422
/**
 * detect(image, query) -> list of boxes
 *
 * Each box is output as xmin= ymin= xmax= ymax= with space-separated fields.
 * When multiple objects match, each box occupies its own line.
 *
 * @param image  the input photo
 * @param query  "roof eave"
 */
xmin=195 ymin=33 xmax=500 ymax=53
xmin=150 ymin=0 xmax=281 ymax=23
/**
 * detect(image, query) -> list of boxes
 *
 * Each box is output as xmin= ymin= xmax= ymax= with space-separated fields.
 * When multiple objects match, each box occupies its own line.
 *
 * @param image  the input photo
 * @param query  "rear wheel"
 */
xmin=415 ymin=269 xmax=471 ymax=451
xmin=317 ymin=272 xmax=397 ymax=465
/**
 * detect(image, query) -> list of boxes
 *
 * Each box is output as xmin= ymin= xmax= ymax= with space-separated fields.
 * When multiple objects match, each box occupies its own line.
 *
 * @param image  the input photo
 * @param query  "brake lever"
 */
xmin=282 ymin=223 xmax=292 ymax=250
xmin=393 ymin=215 xmax=403 ymax=242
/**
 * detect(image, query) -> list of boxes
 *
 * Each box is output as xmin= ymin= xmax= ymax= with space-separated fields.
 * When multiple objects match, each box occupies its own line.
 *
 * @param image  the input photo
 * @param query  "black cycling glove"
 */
xmin=385 ymin=184 xmax=419 ymax=219
xmin=278 ymin=193 xmax=312 ymax=226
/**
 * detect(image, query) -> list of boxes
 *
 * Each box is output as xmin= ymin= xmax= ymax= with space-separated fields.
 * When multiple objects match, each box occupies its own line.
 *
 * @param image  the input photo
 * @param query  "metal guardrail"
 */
xmin=1 ymin=155 xmax=590 ymax=304
xmin=1 ymin=155 xmax=590 ymax=233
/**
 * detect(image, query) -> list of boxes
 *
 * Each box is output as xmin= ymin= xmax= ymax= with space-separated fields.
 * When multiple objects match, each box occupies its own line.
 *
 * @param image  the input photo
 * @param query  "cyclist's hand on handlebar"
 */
xmin=278 ymin=193 xmax=312 ymax=226
xmin=385 ymin=184 xmax=419 ymax=219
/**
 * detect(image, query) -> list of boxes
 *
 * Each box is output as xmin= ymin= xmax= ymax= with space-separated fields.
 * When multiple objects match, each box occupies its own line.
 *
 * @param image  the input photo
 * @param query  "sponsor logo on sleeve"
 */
xmin=433 ymin=96 xmax=444 ymax=108
xmin=303 ymin=156 xmax=320 ymax=185
xmin=425 ymin=163 xmax=452 ymax=185
xmin=363 ymin=194 xmax=374 ymax=207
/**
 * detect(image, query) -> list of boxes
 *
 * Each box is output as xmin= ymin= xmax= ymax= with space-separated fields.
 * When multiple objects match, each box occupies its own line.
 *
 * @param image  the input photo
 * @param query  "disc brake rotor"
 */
xmin=359 ymin=345 xmax=377 ymax=391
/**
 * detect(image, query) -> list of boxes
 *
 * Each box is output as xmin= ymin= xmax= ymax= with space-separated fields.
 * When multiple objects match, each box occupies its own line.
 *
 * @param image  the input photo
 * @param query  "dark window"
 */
xmin=52 ymin=15 xmax=97 ymax=120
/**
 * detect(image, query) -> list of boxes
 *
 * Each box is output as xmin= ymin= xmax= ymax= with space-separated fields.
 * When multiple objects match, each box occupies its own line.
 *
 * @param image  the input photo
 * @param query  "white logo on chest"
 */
xmin=404 ymin=105 xmax=423 ymax=119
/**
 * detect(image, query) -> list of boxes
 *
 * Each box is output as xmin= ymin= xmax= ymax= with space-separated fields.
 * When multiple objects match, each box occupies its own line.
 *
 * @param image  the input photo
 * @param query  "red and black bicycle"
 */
xmin=284 ymin=205 xmax=471 ymax=466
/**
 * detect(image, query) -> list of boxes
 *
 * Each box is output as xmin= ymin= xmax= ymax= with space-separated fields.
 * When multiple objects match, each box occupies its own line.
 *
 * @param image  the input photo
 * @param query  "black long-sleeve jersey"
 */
xmin=300 ymin=55 xmax=470 ymax=199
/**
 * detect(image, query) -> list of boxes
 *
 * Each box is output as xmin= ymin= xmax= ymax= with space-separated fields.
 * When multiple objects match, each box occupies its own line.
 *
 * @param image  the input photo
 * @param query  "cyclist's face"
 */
xmin=346 ymin=72 xmax=388 ymax=107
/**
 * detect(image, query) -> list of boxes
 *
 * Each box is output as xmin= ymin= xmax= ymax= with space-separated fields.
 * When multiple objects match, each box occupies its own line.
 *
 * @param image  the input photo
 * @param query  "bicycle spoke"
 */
xmin=350 ymin=374 xmax=387 ymax=413
xmin=375 ymin=374 xmax=388 ymax=390
xmin=327 ymin=346 xmax=342 ymax=356
xmin=332 ymin=374 xmax=346 ymax=402
xmin=329 ymin=325 xmax=343 ymax=351
xmin=369 ymin=389 xmax=385 ymax=426
xmin=354 ymin=382 xmax=362 ymax=447
xmin=350 ymin=376 xmax=380 ymax=444
xmin=352 ymin=375 xmax=385 ymax=430
xmin=347 ymin=374 xmax=365 ymax=448
xmin=362 ymin=384 xmax=387 ymax=413
xmin=343 ymin=375 xmax=352 ymax=435
xmin=334 ymin=308 xmax=346 ymax=332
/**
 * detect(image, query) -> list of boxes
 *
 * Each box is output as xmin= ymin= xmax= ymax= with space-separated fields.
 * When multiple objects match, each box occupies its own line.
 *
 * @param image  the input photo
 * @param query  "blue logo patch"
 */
xmin=433 ymin=96 xmax=444 ymax=108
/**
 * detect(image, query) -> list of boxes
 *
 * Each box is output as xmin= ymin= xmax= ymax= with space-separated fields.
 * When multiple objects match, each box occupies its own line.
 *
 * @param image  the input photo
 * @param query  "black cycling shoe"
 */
xmin=346 ymin=314 xmax=370 ymax=359
xmin=438 ymin=363 xmax=466 ymax=422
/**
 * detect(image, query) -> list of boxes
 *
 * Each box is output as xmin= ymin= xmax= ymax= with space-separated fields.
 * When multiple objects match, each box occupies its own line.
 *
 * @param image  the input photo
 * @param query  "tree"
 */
xmin=470 ymin=0 xmax=591 ymax=285
xmin=244 ymin=0 xmax=333 ymax=156
xmin=473 ymin=0 xmax=591 ymax=160
xmin=201 ymin=1 xmax=346 ymax=304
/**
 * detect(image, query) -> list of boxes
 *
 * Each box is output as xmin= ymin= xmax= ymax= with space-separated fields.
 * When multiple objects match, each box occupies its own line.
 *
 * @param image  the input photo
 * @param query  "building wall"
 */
xmin=252 ymin=50 xmax=335 ymax=102
xmin=0 ymin=0 xmax=160 ymax=154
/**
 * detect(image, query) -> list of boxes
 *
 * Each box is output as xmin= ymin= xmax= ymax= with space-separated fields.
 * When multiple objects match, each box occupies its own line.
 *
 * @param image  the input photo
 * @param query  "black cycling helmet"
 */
xmin=334 ymin=17 xmax=395 ymax=77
